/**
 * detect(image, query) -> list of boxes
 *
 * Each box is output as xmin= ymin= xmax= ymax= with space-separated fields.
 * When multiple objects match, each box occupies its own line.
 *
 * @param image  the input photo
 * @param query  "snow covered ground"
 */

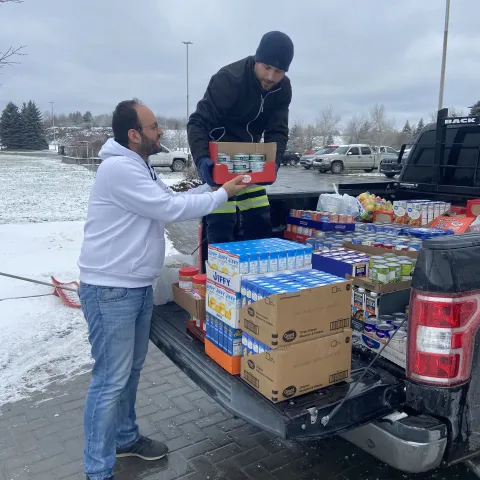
xmin=0 ymin=152 xmax=181 ymax=405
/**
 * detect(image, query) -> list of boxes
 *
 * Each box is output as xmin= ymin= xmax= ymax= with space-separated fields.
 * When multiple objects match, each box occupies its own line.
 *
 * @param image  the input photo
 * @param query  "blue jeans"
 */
xmin=79 ymin=282 xmax=153 ymax=480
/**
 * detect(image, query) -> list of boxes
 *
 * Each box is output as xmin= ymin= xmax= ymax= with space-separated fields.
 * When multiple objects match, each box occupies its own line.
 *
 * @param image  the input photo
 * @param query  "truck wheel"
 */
xmin=331 ymin=161 xmax=344 ymax=174
xmin=364 ymin=168 xmax=374 ymax=173
xmin=171 ymin=159 xmax=186 ymax=172
xmin=289 ymin=159 xmax=297 ymax=166
xmin=385 ymin=173 xmax=396 ymax=178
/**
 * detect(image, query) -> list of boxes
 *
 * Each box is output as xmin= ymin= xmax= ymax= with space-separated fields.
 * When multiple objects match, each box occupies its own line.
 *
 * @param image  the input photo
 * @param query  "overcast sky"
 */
xmin=0 ymin=0 xmax=478 ymax=129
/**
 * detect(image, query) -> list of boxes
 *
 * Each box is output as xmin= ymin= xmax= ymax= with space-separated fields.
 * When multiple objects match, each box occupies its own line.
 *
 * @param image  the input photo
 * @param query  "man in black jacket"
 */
xmin=187 ymin=31 xmax=294 ymax=244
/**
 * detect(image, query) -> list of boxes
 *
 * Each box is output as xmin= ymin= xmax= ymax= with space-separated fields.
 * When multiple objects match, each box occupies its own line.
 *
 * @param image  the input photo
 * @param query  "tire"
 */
xmin=303 ymin=166 xmax=311 ymax=170
xmin=385 ymin=173 xmax=396 ymax=178
xmin=364 ymin=168 xmax=374 ymax=173
xmin=289 ymin=159 xmax=297 ymax=166
xmin=171 ymin=159 xmax=186 ymax=172
xmin=331 ymin=161 xmax=344 ymax=174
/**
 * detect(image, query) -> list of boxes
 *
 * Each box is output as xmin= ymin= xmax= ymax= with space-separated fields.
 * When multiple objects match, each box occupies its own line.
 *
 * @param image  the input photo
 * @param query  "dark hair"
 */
xmin=112 ymin=99 xmax=142 ymax=148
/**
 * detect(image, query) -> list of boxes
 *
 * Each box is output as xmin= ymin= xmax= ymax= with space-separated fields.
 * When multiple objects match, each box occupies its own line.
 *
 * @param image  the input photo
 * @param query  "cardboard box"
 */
xmin=240 ymin=280 xmax=351 ymax=348
xmin=206 ymin=261 xmax=311 ymax=294
xmin=241 ymin=330 xmax=352 ymax=403
xmin=206 ymin=279 xmax=242 ymax=328
xmin=172 ymin=283 xmax=205 ymax=319
xmin=431 ymin=216 xmax=474 ymax=234
xmin=209 ymin=141 xmax=277 ymax=185
xmin=205 ymin=312 xmax=242 ymax=357
xmin=343 ymin=242 xmax=419 ymax=260
xmin=312 ymin=252 xmax=369 ymax=278
xmin=205 ymin=339 xmax=241 ymax=375
xmin=373 ymin=211 xmax=394 ymax=223
xmin=187 ymin=316 xmax=205 ymax=343
xmin=348 ymin=275 xmax=412 ymax=294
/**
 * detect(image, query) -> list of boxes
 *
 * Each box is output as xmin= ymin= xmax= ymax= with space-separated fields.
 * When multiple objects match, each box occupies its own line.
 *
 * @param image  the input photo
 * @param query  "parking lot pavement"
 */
xmin=0 ymin=345 xmax=476 ymax=480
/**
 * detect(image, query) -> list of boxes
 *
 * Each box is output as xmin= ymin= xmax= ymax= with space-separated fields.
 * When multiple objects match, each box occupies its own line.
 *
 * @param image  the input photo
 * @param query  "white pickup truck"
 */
xmin=149 ymin=144 xmax=191 ymax=171
xmin=313 ymin=144 xmax=398 ymax=174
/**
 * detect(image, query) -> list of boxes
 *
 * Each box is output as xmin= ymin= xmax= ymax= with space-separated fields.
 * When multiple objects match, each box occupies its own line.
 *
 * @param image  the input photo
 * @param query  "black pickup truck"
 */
xmin=150 ymin=109 xmax=480 ymax=476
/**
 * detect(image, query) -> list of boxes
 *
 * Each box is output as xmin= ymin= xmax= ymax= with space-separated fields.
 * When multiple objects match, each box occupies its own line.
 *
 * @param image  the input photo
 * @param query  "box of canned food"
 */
xmin=209 ymin=142 xmax=277 ymax=185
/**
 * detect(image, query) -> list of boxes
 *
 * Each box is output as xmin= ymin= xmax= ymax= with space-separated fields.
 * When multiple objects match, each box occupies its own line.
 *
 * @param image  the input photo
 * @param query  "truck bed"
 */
xmin=150 ymin=303 xmax=406 ymax=440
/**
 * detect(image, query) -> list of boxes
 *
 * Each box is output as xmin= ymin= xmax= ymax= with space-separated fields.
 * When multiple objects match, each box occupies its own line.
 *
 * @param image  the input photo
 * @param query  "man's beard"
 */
xmin=140 ymin=133 xmax=161 ymax=157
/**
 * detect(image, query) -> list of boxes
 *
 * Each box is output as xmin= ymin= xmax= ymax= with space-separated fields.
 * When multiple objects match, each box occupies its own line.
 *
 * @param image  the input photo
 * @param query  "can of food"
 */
xmin=369 ymin=256 xmax=384 ymax=269
xmin=364 ymin=318 xmax=381 ymax=338
xmin=374 ymin=262 xmax=389 ymax=284
xmin=233 ymin=153 xmax=250 ymax=162
xmin=249 ymin=154 xmax=265 ymax=162
xmin=399 ymin=260 xmax=413 ymax=280
xmin=217 ymin=153 xmax=230 ymax=163
xmin=392 ymin=312 xmax=407 ymax=322
xmin=375 ymin=323 xmax=394 ymax=344
xmin=378 ymin=315 xmax=395 ymax=324
xmin=249 ymin=161 xmax=265 ymax=172
xmin=224 ymin=161 xmax=234 ymax=172
xmin=392 ymin=319 xmax=407 ymax=331
xmin=387 ymin=262 xmax=401 ymax=283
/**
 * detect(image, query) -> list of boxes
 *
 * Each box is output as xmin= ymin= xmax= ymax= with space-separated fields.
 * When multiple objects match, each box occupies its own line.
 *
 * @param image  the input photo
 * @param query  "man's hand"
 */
xmin=222 ymin=176 xmax=248 ymax=198
xmin=197 ymin=157 xmax=215 ymax=186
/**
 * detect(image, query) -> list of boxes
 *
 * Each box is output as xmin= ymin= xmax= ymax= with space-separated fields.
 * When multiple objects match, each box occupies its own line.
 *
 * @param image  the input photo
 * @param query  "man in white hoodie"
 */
xmin=77 ymin=99 xmax=246 ymax=480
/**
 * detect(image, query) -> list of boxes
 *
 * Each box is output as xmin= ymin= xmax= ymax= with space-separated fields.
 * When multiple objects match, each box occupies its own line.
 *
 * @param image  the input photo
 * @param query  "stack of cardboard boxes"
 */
xmin=202 ymin=238 xmax=353 ymax=404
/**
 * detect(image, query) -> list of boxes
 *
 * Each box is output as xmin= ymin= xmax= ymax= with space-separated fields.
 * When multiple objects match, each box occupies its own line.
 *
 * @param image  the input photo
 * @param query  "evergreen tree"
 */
xmin=83 ymin=111 xmax=93 ymax=124
xmin=288 ymin=122 xmax=305 ymax=152
xmin=470 ymin=101 xmax=480 ymax=117
xmin=0 ymin=102 xmax=23 ymax=149
xmin=21 ymin=101 xmax=48 ymax=150
xmin=402 ymin=120 xmax=412 ymax=134
xmin=416 ymin=118 xmax=425 ymax=134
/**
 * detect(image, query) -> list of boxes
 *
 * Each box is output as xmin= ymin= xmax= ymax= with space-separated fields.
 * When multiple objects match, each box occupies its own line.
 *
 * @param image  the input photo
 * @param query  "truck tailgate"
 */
xmin=150 ymin=303 xmax=406 ymax=440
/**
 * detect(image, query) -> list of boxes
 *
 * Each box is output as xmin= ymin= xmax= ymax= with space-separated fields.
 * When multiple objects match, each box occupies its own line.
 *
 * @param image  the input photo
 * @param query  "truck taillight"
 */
xmin=407 ymin=289 xmax=480 ymax=387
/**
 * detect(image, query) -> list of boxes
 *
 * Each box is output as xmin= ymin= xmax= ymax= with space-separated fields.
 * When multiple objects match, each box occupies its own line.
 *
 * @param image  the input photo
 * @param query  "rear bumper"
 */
xmin=341 ymin=412 xmax=447 ymax=473
xmin=380 ymin=164 xmax=402 ymax=174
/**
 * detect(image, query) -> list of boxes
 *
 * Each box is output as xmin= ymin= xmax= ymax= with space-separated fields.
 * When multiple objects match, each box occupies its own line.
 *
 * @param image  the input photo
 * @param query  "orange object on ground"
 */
xmin=205 ymin=339 xmax=241 ymax=375
xmin=51 ymin=276 xmax=81 ymax=308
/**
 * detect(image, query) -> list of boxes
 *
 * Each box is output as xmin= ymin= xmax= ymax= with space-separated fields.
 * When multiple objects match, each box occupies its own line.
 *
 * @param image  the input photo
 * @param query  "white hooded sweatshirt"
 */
xmin=78 ymin=139 xmax=227 ymax=288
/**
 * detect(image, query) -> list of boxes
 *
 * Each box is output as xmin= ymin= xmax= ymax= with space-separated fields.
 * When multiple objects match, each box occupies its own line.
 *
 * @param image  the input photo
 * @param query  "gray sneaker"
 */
xmin=116 ymin=436 xmax=169 ymax=460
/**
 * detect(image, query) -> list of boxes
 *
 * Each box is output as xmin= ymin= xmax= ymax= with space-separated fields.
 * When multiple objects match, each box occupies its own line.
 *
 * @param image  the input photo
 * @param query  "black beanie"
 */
xmin=254 ymin=31 xmax=294 ymax=72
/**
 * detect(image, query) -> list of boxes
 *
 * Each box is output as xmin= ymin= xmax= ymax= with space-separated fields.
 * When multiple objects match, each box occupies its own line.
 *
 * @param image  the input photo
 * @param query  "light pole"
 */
xmin=49 ymin=101 xmax=56 ymax=151
xmin=182 ymin=41 xmax=193 ymax=122
xmin=438 ymin=0 xmax=450 ymax=111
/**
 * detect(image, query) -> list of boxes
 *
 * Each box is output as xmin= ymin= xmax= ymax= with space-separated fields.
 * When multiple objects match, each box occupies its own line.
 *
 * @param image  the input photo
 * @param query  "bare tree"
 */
xmin=316 ymin=105 xmax=341 ymax=146
xmin=0 ymin=1 xmax=26 ymax=73
xmin=369 ymin=104 xmax=395 ymax=146
xmin=346 ymin=114 xmax=372 ymax=144
xmin=0 ymin=45 xmax=26 ymax=69
xmin=303 ymin=124 xmax=318 ymax=151
xmin=430 ymin=107 xmax=466 ymax=123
